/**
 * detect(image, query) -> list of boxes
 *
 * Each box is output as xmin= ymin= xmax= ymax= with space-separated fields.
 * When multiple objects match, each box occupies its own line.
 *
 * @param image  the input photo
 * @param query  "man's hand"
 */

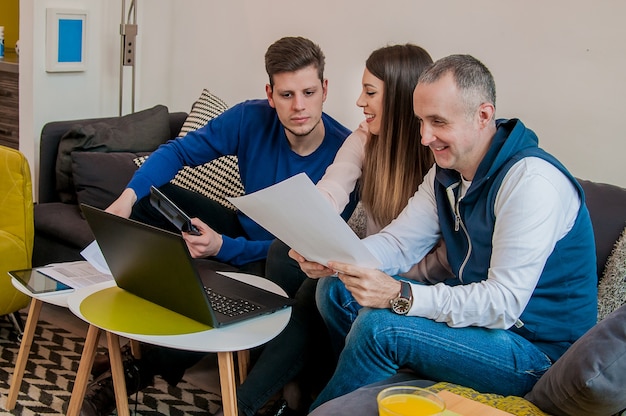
xmin=328 ymin=261 xmax=402 ymax=309
xmin=288 ymin=249 xmax=335 ymax=279
xmin=106 ymin=188 xmax=137 ymax=218
xmin=183 ymin=218 xmax=223 ymax=258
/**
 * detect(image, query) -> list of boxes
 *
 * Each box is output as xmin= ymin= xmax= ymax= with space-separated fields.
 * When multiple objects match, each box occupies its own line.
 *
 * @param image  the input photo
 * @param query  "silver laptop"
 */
xmin=80 ymin=204 xmax=294 ymax=327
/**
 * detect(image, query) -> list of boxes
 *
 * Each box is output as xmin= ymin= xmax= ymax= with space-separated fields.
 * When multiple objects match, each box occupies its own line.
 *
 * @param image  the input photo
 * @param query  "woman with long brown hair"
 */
xmin=240 ymin=44 xmax=446 ymax=416
xmin=318 ymin=43 xmax=434 ymax=235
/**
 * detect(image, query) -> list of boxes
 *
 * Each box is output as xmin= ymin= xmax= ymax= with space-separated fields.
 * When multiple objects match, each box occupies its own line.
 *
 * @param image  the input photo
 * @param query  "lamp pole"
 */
xmin=119 ymin=0 xmax=138 ymax=115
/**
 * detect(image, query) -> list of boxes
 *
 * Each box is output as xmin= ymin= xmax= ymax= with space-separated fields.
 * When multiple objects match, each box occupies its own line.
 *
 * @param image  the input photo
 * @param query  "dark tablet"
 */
xmin=9 ymin=268 xmax=73 ymax=295
xmin=149 ymin=185 xmax=201 ymax=235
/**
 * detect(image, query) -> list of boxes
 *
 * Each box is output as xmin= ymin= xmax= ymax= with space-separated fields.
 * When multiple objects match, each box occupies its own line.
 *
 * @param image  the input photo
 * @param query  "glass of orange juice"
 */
xmin=377 ymin=386 xmax=446 ymax=416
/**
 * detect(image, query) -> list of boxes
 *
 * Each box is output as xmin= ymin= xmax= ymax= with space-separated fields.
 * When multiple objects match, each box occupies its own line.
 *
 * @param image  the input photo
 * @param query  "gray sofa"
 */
xmin=32 ymin=102 xmax=626 ymax=415
xmin=311 ymin=179 xmax=626 ymax=416
xmin=33 ymin=106 xmax=188 ymax=267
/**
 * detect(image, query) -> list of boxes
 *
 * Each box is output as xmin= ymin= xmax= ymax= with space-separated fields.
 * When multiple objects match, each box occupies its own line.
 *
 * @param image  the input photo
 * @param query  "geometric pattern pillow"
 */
xmin=134 ymin=89 xmax=244 ymax=210
xmin=428 ymin=382 xmax=549 ymax=416
xmin=597 ymin=226 xmax=626 ymax=321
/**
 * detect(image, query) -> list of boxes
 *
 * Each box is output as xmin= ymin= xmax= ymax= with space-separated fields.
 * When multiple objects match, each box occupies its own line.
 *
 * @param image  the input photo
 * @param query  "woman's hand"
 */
xmin=288 ymin=249 xmax=336 ymax=279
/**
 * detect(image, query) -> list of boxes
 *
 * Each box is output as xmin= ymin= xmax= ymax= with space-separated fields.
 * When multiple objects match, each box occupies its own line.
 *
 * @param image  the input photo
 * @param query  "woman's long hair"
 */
xmin=360 ymin=44 xmax=435 ymax=228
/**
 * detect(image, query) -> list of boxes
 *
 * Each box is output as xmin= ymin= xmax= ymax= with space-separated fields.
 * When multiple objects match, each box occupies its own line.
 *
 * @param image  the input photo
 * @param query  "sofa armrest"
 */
xmin=578 ymin=178 xmax=626 ymax=278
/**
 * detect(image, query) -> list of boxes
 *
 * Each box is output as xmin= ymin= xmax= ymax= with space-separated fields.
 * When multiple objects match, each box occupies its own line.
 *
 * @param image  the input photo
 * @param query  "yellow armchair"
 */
xmin=0 ymin=145 xmax=34 ymax=336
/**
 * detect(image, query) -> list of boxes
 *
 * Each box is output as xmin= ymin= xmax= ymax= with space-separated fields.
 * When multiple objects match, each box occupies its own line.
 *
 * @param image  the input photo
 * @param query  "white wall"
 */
xmin=22 ymin=0 xmax=626 ymax=192
xmin=20 ymin=0 xmax=126 ymax=195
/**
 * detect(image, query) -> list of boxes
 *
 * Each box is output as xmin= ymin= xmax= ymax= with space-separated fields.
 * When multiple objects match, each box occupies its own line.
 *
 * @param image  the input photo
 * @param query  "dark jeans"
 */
xmin=141 ymin=240 xmax=334 ymax=416
xmin=128 ymin=183 xmax=265 ymax=384
xmin=236 ymin=240 xmax=335 ymax=416
xmin=131 ymin=183 xmax=265 ymax=276
xmin=130 ymin=186 xmax=333 ymax=413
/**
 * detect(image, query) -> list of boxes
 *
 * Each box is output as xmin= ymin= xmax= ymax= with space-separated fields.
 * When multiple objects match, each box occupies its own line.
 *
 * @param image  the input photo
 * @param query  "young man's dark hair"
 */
xmin=264 ymin=36 xmax=325 ymax=86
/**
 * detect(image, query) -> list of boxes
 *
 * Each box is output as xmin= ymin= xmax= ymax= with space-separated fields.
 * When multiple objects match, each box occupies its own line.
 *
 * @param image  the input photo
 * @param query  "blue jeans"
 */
xmin=312 ymin=276 xmax=552 ymax=411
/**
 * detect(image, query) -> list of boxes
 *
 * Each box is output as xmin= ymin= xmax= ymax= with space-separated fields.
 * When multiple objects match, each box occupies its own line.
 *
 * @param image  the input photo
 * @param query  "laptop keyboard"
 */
xmin=204 ymin=287 xmax=262 ymax=317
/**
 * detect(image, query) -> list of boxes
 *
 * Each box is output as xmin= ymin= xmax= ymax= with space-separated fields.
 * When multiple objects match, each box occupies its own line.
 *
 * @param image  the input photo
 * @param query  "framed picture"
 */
xmin=46 ymin=8 xmax=87 ymax=72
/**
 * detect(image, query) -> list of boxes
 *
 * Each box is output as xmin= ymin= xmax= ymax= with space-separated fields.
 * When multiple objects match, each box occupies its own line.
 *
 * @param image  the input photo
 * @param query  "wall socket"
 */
xmin=121 ymin=23 xmax=138 ymax=66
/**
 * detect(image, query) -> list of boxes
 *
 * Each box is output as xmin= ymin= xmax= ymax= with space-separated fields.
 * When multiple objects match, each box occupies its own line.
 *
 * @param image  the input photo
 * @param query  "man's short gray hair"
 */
xmin=419 ymin=54 xmax=496 ymax=118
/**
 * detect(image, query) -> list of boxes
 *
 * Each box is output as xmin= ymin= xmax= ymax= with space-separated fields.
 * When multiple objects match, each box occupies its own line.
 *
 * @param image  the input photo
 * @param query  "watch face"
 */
xmin=392 ymin=298 xmax=411 ymax=315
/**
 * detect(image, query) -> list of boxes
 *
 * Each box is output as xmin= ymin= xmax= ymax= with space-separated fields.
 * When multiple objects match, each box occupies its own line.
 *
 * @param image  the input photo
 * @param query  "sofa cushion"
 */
xmin=33 ymin=203 xmax=94 ymax=249
xmin=597 ymin=226 xmax=626 ymax=321
xmin=135 ymin=89 xmax=244 ymax=209
xmin=309 ymin=374 xmax=549 ymax=416
xmin=55 ymin=105 xmax=171 ymax=204
xmin=525 ymin=303 xmax=626 ymax=416
xmin=72 ymin=151 xmax=150 ymax=210
xmin=309 ymin=374 xmax=435 ymax=416
xmin=177 ymin=89 xmax=229 ymax=136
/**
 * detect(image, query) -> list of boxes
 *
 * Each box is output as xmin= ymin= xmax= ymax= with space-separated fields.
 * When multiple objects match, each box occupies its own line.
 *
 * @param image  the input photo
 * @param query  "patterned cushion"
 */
xmin=597 ymin=226 xmax=626 ymax=321
xmin=135 ymin=89 xmax=244 ymax=209
xmin=429 ymin=382 xmax=549 ymax=416
xmin=347 ymin=202 xmax=366 ymax=238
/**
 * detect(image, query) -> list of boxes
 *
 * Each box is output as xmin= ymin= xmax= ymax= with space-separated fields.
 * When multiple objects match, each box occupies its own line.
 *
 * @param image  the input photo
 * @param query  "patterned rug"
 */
xmin=0 ymin=314 xmax=222 ymax=415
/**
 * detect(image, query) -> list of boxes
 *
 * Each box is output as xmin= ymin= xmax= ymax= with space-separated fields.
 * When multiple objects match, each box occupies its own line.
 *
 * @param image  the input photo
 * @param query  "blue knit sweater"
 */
xmin=128 ymin=99 xmax=354 ymax=266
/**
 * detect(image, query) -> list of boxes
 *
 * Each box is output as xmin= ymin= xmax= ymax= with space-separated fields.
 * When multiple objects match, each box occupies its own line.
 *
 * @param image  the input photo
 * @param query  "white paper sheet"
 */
xmin=228 ymin=173 xmax=380 ymax=268
xmin=37 ymin=260 xmax=113 ymax=289
xmin=80 ymin=240 xmax=112 ymax=275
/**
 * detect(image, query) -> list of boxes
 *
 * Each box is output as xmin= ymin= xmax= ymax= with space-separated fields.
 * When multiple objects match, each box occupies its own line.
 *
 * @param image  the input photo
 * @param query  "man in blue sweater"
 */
xmin=107 ymin=36 xmax=355 ymax=276
xmin=80 ymin=36 xmax=355 ymax=416
xmin=294 ymin=54 xmax=598 ymax=411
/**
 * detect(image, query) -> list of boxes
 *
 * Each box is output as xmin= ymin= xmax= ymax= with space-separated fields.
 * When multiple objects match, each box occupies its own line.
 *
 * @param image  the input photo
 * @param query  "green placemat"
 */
xmin=80 ymin=286 xmax=211 ymax=335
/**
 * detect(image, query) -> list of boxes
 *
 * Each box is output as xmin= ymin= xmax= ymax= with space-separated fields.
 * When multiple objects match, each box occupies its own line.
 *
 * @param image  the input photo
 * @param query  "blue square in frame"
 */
xmin=46 ymin=8 xmax=88 ymax=72
xmin=57 ymin=19 xmax=83 ymax=63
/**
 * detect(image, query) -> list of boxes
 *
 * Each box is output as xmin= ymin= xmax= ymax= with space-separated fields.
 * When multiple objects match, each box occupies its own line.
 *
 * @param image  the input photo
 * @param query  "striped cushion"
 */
xmin=135 ymin=89 xmax=244 ymax=209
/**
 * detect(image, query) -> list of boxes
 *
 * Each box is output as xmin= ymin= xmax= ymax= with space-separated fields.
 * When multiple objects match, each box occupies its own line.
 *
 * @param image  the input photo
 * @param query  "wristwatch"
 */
xmin=390 ymin=281 xmax=413 ymax=315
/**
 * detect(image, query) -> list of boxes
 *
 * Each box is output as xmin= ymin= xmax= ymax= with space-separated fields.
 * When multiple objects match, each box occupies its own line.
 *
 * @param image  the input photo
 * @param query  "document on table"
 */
xmin=80 ymin=240 xmax=112 ymax=275
xmin=37 ymin=260 xmax=113 ymax=289
xmin=227 ymin=173 xmax=380 ymax=268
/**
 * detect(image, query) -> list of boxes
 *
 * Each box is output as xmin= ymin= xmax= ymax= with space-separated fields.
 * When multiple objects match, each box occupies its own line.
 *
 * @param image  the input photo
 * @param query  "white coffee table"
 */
xmin=5 ymin=277 xmax=73 ymax=410
xmin=65 ymin=272 xmax=291 ymax=416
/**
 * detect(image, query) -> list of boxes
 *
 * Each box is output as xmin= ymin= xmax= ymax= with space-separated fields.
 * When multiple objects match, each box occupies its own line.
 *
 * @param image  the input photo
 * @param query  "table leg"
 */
xmin=107 ymin=332 xmax=130 ymax=416
xmin=237 ymin=350 xmax=250 ymax=384
xmin=67 ymin=324 xmax=101 ymax=416
xmin=218 ymin=351 xmax=238 ymax=416
xmin=129 ymin=339 xmax=142 ymax=359
xmin=5 ymin=298 xmax=42 ymax=410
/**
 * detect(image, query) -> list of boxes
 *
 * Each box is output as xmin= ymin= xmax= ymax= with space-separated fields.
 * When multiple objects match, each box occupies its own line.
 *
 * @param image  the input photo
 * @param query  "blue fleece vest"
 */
xmin=434 ymin=119 xmax=597 ymax=362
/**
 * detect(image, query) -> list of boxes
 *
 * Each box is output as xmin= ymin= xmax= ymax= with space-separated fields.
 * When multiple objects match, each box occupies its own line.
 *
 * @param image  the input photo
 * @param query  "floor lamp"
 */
xmin=119 ymin=0 xmax=138 ymax=115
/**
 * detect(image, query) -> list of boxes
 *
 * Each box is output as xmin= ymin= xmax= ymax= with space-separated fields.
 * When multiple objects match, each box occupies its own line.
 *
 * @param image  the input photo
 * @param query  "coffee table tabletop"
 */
xmin=65 ymin=271 xmax=291 ymax=416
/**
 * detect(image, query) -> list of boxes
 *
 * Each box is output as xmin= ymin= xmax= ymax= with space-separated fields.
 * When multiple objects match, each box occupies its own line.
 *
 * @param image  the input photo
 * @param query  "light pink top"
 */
xmin=316 ymin=121 xmax=377 ymax=233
